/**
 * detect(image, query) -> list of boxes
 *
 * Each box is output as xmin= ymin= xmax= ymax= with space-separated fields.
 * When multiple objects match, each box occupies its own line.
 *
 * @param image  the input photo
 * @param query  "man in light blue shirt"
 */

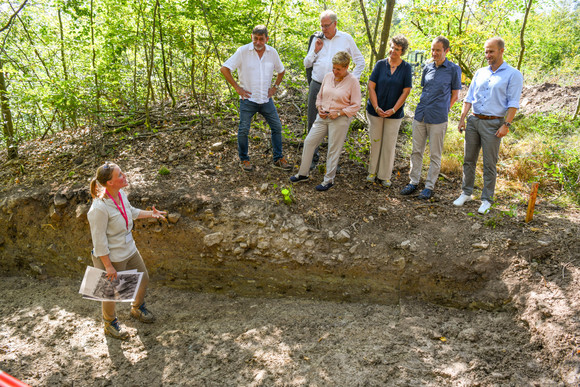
xmin=453 ymin=37 xmax=524 ymax=214
xmin=400 ymin=36 xmax=461 ymax=199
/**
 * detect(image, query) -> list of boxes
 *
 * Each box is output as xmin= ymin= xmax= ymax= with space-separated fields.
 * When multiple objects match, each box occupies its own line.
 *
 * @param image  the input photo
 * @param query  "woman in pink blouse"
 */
xmin=290 ymin=51 xmax=361 ymax=191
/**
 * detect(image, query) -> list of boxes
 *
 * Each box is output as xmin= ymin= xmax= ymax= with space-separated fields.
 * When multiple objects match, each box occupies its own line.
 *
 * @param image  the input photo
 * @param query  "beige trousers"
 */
xmin=298 ymin=115 xmax=350 ymax=185
xmin=366 ymin=113 xmax=403 ymax=181
xmin=91 ymin=250 xmax=149 ymax=321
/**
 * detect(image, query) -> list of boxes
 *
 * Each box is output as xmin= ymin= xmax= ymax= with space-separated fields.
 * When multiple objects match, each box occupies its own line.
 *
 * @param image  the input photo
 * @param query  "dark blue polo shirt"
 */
xmin=414 ymin=58 xmax=462 ymax=124
xmin=366 ymin=59 xmax=413 ymax=119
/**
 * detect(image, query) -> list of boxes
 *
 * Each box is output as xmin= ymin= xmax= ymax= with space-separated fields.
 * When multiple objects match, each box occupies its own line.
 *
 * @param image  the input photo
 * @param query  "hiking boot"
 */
xmin=315 ymin=182 xmax=334 ymax=191
xmin=104 ymin=318 xmax=129 ymax=340
xmin=273 ymin=157 xmax=292 ymax=171
xmin=381 ymin=179 xmax=392 ymax=187
xmin=400 ymin=184 xmax=418 ymax=195
xmin=130 ymin=303 xmax=156 ymax=323
xmin=240 ymin=160 xmax=253 ymax=172
xmin=289 ymin=174 xmax=309 ymax=183
xmin=417 ymin=188 xmax=433 ymax=200
xmin=366 ymin=174 xmax=376 ymax=183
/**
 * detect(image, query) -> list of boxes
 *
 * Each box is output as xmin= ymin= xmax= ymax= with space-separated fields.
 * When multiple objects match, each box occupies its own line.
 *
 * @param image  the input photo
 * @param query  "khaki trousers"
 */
xmin=91 ymin=250 xmax=149 ymax=322
xmin=366 ymin=113 xmax=403 ymax=181
xmin=409 ymin=119 xmax=448 ymax=190
xmin=298 ymin=115 xmax=350 ymax=185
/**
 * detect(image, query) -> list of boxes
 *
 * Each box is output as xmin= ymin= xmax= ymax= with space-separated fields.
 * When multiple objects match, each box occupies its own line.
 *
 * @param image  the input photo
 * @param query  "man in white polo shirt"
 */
xmin=221 ymin=25 xmax=291 ymax=172
xmin=303 ymin=10 xmax=365 ymax=170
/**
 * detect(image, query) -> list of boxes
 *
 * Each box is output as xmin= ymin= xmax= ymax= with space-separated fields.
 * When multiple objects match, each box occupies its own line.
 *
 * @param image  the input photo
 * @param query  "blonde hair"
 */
xmin=90 ymin=162 xmax=117 ymax=199
xmin=332 ymin=51 xmax=351 ymax=67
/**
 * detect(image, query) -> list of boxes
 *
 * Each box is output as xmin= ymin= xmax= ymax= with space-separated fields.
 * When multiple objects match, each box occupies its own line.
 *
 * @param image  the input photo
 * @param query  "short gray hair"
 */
xmin=252 ymin=25 xmax=268 ymax=37
xmin=320 ymin=10 xmax=337 ymax=23
xmin=332 ymin=51 xmax=351 ymax=67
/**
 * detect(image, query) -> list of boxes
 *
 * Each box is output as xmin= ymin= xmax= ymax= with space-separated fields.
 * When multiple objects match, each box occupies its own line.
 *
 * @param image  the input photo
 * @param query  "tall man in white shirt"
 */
xmin=304 ymin=10 xmax=365 ymax=169
xmin=221 ymin=25 xmax=291 ymax=172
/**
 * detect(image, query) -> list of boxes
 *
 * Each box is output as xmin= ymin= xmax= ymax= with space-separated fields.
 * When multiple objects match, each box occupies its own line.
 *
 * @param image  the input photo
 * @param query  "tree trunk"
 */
xmin=573 ymin=95 xmax=580 ymax=120
xmin=370 ymin=3 xmax=383 ymax=68
xmin=190 ymin=24 xmax=203 ymax=127
xmin=0 ymin=60 xmax=18 ymax=159
xmin=145 ymin=0 xmax=159 ymax=128
xmin=157 ymin=3 xmax=175 ymax=108
xmin=517 ymin=0 xmax=533 ymax=70
xmin=90 ymin=0 xmax=101 ymax=122
xmin=359 ymin=0 xmax=379 ymax=60
xmin=58 ymin=9 xmax=78 ymax=129
xmin=376 ymin=0 xmax=396 ymax=61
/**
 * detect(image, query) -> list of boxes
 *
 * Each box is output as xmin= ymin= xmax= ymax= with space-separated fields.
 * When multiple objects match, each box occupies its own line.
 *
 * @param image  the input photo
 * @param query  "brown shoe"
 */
xmin=273 ymin=157 xmax=292 ymax=171
xmin=240 ymin=160 xmax=254 ymax=172
xmin=130 ymin=303 xmax=156 ymax=323
xmin=104 ymin=318 xmax=129 ymax=340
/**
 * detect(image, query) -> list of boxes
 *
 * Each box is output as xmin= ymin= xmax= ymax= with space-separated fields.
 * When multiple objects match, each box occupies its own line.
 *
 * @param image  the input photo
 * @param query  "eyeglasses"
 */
xmin=103 ymin=162 xmax=111 ymax=170
xmin=320 ymin=21 xmax=335 ymax=29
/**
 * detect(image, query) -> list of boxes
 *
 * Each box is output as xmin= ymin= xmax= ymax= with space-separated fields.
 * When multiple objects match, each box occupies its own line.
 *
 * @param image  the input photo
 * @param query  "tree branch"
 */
xmin=0 ymin=0 xmax=29 ymax=33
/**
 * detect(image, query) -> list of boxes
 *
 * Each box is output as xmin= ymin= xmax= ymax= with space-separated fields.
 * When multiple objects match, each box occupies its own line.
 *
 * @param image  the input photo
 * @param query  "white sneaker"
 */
xmin=478 ymin=200 xmax=492 ymax=214
xmin=453 ymin=193 xmax=473 ymax=206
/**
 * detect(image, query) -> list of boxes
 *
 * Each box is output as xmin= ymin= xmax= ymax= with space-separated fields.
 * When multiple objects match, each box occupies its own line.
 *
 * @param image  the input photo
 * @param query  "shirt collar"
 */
xmin=488 ymin=61 xmax=508 ymax=73
xmin=433 ymin=58 xmax=450 ymax=68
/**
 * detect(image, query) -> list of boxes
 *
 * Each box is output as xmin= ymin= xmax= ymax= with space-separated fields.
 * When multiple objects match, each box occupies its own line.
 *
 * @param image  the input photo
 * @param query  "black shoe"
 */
xmin=400 ymin=184 xmax=418 ymax=195
xmin=290 ymin=174 xmax=309 ymax=183
xmin=417 ymin=188 xmax=433 ymax=200
xmin=315 ymin=182 xmax=334 ymax=191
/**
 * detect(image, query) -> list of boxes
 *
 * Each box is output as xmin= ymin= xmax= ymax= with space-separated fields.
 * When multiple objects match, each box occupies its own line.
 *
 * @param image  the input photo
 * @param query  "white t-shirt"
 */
xmin=223 ymin=43 xmax=285 ymax=104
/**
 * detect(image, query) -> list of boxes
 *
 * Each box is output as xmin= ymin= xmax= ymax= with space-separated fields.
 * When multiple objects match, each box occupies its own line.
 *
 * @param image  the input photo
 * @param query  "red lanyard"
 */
xmin=106 ymin=190 xmax=129 ymax=231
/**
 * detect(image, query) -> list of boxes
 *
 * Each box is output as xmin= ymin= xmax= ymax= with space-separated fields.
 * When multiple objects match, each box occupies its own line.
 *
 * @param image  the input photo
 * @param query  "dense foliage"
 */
xmin=0 ymin=0 xmax=579 ymax=203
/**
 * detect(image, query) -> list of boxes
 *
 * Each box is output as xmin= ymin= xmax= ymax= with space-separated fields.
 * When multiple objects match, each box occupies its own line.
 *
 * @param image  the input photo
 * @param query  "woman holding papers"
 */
xmin=88 ymin=162 xmax=166 ymax=340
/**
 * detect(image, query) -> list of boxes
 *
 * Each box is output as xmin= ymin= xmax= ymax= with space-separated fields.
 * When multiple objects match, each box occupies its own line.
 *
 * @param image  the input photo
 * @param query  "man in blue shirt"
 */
xmin=453 ymin=37 xmax=523 ymax=214
xmin=400 ymin=36 xmax=462 ymax=199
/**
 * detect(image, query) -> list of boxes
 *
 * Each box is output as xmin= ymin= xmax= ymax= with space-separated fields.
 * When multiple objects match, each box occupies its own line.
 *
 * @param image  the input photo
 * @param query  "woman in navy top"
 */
xmin=366 ymin=35 xmax=413 ymax=186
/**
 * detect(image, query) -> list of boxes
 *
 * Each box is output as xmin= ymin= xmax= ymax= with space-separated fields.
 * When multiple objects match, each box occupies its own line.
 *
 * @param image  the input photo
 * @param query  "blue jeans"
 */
xmin=238 ymin=98 xmax=283 ymax=162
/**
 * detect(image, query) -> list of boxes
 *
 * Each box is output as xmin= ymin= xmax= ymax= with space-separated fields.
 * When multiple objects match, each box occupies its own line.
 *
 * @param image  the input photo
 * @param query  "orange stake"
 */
xmin=525 ymin=182 xmax=539 ymax=223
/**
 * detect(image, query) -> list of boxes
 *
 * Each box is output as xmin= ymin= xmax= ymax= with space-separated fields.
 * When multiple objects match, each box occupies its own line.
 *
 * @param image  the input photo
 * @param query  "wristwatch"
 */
xmin=504 ymin=122 xmax=511 ymax=127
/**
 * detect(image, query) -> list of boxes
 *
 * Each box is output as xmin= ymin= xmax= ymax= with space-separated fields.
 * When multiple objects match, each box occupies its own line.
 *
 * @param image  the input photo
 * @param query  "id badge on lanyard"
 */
xmin=106 ymin=189 xmax=133 ymax=244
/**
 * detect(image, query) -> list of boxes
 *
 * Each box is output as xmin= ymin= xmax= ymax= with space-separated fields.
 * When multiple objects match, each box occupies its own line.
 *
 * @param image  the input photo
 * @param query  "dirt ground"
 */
xmin=0 ymin=82 xmax=579 ymax=386
xmin=0 ymin=276 xmax=567 ymax=386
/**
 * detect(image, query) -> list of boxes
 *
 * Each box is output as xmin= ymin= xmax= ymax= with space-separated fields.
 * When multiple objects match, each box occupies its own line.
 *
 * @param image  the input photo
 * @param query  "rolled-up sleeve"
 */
xmin=87 ymin=205 xmax=109 ymax=257
xmin=223 ymin=47 xmax=242 ymax=71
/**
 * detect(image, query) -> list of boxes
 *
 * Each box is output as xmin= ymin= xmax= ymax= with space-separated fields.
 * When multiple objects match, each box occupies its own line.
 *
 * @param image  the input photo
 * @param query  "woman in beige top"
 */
xmin=87 ymin=162 xmax=166 ymax=340
xmin=290 ymin=51 xmax=361 ymax=191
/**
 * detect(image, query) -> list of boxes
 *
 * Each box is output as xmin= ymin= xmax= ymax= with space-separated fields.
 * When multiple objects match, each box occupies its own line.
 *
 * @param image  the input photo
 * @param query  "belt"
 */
xmin=473 ymin=114 xmax=503 ymax=120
